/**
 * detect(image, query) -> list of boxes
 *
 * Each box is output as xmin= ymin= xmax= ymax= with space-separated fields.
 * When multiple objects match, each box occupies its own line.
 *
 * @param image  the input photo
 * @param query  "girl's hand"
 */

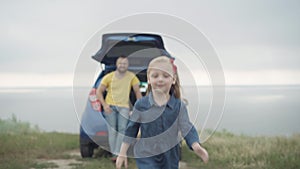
xmin=192 ymin=142 xmax=209 ymax=163
xmin=116 ymin=155 xmax=128 ymax=169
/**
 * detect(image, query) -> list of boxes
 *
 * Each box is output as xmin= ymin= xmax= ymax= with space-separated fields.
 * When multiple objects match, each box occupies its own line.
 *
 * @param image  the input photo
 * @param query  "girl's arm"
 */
xmin=191 ymin=142 xmax=209 ymax=163
xmin=178 ymin=104 xmax=200 ymax=148
xmin=116 ymin=142 xmax=130 ymax=169
xmin=178 ymin=103 xmax=209 ymax=163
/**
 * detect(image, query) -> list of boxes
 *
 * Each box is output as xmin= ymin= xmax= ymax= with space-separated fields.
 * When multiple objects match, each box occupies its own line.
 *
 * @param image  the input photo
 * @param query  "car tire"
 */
xmin=80 ymin=143 xmax=94 ymax=158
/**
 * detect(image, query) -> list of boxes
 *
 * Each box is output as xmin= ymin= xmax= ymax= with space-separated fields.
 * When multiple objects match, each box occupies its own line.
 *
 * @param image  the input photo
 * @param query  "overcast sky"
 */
xmin=1 ymin=0 xmax=300 ymax=87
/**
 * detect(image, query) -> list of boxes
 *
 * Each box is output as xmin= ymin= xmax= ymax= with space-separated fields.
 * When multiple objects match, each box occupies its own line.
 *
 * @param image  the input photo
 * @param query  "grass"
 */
xmin=181 ymin=130 xmax=300 ymax=169
xmin=73 ymin=157 xmax=138 ymax=169
xmin=0 ymin=115 xmax=79 ymax=169
xmin=1 ymin=116 xmax=299 ymax=169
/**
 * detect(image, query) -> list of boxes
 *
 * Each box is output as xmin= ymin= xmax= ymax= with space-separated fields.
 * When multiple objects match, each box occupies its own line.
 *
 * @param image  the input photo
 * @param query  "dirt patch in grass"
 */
xmin=30 ymin=149 xmax=194 ymax=169
xmin=31 ymin=149 xmax=83 ymax=169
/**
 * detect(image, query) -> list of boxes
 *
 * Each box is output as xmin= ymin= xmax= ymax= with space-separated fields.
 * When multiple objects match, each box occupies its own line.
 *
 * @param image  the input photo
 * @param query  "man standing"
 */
xmin=96 ymin=55 xmax=142 ymax=159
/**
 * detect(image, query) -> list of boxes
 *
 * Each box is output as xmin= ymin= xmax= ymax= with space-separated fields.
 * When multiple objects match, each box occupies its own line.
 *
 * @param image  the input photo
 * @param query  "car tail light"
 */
xmin=96 ymin=131 xmax=107 ymax=136
xmin=89 ymin=88 xmax=102 ymax=112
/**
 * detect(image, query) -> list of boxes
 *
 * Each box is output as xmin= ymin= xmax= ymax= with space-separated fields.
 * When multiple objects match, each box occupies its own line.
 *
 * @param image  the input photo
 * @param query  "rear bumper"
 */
xmin=80 ymin=126 xmax=109 ymax=149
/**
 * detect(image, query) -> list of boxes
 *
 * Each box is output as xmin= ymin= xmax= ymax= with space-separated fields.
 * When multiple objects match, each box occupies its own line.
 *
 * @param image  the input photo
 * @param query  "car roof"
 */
xmin=92 ymin=33 xmax=172 ymax=67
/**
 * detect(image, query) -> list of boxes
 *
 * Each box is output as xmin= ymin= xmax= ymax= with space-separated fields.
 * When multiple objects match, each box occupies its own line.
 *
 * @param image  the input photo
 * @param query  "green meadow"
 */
xmin=0 ymin=116 xmax=299 ymax=169
xmin=181 ymin=131 xmax=300 ymax=169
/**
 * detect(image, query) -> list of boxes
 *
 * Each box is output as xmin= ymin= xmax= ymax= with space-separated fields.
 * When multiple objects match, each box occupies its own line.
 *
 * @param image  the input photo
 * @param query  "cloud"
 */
xmin=1 ymin=0 xmax=300 ymax=86
xmin=0 ymin=73 xmax=74 ymax=87
xmin=224 ymin=70 xmax=300 ymax=85
xmin=217 ymin=45 xmax=300 ymax=71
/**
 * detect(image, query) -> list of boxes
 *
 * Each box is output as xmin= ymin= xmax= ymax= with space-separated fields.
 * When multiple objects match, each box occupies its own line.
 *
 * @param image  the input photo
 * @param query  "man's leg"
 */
xmin=104 ymin=106 xmax=118 ymax=155
xmin=116 ymin=107 xmax=130 ymax=155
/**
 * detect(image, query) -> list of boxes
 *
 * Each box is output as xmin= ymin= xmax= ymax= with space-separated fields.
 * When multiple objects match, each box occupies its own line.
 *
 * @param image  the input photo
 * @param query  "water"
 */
xmin=218 ymin=86 xmax=300 ymax=136
xmin=0 ymin=88 xmax=78 ymax=133
xmin=0 ymin=86 xmax=299 ymax=136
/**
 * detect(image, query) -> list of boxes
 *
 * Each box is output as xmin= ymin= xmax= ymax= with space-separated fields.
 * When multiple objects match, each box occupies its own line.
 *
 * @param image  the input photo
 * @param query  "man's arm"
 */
xmin=96 ymin=84 xmax=112 ymax=113
xmin=132 ymin=84 xmax=142 ymax=99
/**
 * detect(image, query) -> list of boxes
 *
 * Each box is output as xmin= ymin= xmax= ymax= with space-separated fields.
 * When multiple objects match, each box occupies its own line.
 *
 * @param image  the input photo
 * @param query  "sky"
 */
xmin=1 ymin=0 xmax=300 ymax=87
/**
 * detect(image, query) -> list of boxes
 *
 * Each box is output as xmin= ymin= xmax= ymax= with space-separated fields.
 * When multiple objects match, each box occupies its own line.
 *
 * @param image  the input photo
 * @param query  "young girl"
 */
xmin=116 ymin=56 xmax=208 ymax=169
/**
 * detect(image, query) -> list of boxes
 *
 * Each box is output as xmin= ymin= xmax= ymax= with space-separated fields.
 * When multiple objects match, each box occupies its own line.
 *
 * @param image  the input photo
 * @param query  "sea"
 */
xmin=0 ymin=85 xmax=299 ymax=137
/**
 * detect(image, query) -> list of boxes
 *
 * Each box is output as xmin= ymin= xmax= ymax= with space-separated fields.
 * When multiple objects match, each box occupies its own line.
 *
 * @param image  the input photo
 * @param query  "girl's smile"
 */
xmin=148 ymin=67 xmax=175 ymax=95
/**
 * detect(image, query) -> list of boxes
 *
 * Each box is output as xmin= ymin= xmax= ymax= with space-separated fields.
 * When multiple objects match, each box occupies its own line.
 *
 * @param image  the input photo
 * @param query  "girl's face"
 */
xmin=148 ymin=63 xmax=175 ymax=95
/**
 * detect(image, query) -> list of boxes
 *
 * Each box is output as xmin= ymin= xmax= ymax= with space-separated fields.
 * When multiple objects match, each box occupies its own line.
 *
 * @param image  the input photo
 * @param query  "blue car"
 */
xmin=79 ymin=33 xmax=171 ymax=158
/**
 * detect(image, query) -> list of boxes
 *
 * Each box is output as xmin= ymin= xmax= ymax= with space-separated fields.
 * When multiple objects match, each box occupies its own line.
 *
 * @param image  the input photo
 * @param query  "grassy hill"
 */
xmin=0 ymin=115 xmax=299 ymax=169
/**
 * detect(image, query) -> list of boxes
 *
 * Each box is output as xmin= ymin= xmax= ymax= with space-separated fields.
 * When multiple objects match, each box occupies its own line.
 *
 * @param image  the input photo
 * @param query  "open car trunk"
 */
xmin=92 ymin=33 xmax=171 ymax=69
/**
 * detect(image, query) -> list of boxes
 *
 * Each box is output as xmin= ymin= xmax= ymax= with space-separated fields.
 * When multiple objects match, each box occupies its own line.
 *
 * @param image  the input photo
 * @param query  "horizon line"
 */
xmin=0 ymin=84 xmax=300 ymax=89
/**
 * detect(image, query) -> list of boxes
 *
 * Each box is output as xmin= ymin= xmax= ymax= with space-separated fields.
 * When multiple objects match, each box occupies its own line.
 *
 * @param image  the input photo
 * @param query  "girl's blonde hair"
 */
xmin=146 ymin=56 xmax=181 ymax=99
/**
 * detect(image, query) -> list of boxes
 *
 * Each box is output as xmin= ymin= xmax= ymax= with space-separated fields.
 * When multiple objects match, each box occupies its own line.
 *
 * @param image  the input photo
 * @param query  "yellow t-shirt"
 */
xmin=101 ymin=71 xmax=140 ymax=108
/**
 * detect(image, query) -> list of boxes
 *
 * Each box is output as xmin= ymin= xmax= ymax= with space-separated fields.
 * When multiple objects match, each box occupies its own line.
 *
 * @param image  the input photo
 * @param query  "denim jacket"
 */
xmin=124 ymin=92 xmax=200 ymax=158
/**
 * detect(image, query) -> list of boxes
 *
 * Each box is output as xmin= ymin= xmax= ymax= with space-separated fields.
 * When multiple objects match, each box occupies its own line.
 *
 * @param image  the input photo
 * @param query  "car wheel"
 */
xmin=80 ymin=144 xmax=94 ymax=158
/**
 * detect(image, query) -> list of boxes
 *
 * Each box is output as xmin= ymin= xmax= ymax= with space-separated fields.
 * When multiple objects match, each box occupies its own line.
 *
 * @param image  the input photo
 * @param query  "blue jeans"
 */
xmin=104 ymin=106 xmax=130 ymax=155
